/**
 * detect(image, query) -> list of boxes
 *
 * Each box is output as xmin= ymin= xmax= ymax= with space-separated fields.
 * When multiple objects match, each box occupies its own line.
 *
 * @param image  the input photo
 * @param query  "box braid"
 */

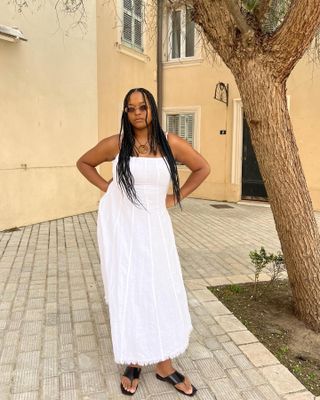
xmin=116 ymin=87 xmax=183 ymax=211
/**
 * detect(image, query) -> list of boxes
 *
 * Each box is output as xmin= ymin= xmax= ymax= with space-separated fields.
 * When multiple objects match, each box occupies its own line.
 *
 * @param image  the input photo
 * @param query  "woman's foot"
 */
xmin=121 ymin=364 xmax=141 ymax=394
xmin=155 ymin=360 xmax=194 ymax=395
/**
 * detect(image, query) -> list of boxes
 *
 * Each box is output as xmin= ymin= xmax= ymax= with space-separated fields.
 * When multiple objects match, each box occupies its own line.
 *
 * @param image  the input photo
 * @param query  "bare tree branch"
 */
xmin=225 ymin=0 xmax=253 ymax=35
xmin=191 ymin=0 xmax=242 ymax=64
xmin=269 ymin=0 xmax=320 ymax=80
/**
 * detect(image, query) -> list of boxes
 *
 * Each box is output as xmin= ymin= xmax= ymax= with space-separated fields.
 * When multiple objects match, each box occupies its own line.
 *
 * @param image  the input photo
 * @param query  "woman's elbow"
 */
xmin=204 ymin=162 xmax=211 ymax=177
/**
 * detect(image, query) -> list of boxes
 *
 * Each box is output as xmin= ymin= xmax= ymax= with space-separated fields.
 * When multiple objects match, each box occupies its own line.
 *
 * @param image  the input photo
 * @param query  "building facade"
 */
xmin=1 ymin=0 xmax=320 ymax=231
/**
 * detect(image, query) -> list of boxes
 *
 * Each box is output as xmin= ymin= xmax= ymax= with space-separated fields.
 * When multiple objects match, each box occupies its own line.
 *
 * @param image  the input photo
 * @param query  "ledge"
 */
xmin=163 ymin=58 xmax=204 ymax=69
xmin=114 ymin=42 xmax=150 ymax=63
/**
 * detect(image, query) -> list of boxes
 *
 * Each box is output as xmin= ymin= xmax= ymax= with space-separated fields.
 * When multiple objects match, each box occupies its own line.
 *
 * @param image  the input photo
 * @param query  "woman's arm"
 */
xmin=168 ymin=132 xmax=211 ymax=203
xmin=76 ymin=135 xmax=119 ymax=192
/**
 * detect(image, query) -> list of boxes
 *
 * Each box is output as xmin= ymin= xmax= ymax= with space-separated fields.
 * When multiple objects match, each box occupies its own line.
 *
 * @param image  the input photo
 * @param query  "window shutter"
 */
xmin=134 ymin=0 xmax=142 ymax=17
xmin=185 ymin=114 xmax=194 ymax=145
xmin=134 ymin=19 xmax=142 ymax=48
xmin=123 ymin=12 xmax=132 ymax=42
xmin=122 ymin=0 xmax=143 ymax=51
xmin=167 ymin=114 xmax=194 ymax=145
xmin=166 ymin=114 xmax=179 ymax=134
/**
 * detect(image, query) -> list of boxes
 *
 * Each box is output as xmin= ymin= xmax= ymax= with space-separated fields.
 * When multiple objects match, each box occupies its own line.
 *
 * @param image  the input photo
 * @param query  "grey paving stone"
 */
xmin=228 ymin=331 xmax=259 ymax=345
xmin=194 ymin=358 xmax=226 ymax=379
xmin=60 ymin=389 xmax=78 ymax=400
xmin=283 ymin=392 xmax=315 ymax=400
xmin=1 ymin=201 xmax=315 ymax=399
xmin=240 ymin=343 xmax=279 ymax=368
xmin=42 ymin=377 xmax=59 ymax=400
xmin=208 ymin=377 xmax=243 ymax=400
xmin=260 ymin=364 xmax=306 ymax=395
xmin=227 ymin=368 xmax=252 ymax=389
xmin=214 ymin=349 xmax=237 ymax=369
xmin=80 ymin=371 xmax=104 ymax=394
xmin=60 ymin=372 xmax=76 ymax=391
xmin=256 ymin=384 xmax=281 ymax=400
xmin=78 ymin=352 xmax=101 ymax=371
xmin=204 ymin=337 xmax=222 ymax=351
xmin=243 ymin=368 xmax=267 ymax=386
xmin=42 ymin=358 xmax=59 ymax=378
xmin=214 ymin=315 xmax=247 ymax=332
xmin=221 ymin=341 xmax=242 ymax=356
xmin=16 ymin=351 xmax=41 ymax=369
xmin=12 ymin=392 xmax=39 ymax=400
xmin=232 ymin=354 xmax=254 ymax=370
xmin=12 ymin=369 xmax=39 ymax=394
xmin=240 ymin=389 xmax=268 ymax=400
xmin=186 ymin=341 xmax=213 ymax=360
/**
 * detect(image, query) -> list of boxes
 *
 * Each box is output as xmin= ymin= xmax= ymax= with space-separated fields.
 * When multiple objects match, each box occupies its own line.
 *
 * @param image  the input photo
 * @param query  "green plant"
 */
xmin=228 ymin=284 xmax=244 ymax=294
xmin=249 ymin=247 xmax=286 ymax=297
xmin=276 ymin=345 xmax=289 ymax=359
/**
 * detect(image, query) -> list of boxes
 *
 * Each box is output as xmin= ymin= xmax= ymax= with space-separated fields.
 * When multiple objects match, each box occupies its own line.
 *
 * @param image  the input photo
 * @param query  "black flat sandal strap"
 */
xmin=123 ymin=366 xmax=141 ymax=380
xmin=166 ymin=370 xmax=185 ymax=385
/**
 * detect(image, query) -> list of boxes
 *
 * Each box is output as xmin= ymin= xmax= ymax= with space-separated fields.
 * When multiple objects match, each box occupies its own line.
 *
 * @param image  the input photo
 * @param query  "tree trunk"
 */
xmin=233 ymin=61 xmax=320 ymax=331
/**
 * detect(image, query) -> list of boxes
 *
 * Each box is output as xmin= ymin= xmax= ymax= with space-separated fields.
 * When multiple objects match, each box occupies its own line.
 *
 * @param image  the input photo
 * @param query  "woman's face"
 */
xmin=125 ymin=91 xmax=153 ymax=130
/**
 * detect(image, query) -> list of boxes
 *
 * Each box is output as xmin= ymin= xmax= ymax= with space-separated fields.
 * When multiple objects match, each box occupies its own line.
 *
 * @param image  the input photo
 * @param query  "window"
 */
xmin=169 ymin=7 xmax=195 ymax=60
xmin=122 ymin=0 xmax=144 ymax=51
xmin=166 ymin=113 xmax=194 ymax=146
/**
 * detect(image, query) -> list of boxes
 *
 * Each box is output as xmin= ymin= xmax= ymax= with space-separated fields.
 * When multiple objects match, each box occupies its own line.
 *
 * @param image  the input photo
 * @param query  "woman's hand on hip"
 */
xmin=165 ymin=194 xmax=176 ymax=208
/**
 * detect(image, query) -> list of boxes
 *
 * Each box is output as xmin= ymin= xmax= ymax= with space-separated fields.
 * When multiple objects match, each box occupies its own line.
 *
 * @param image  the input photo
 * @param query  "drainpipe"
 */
xmin=157 ymin=0 xmax=163 ymax=122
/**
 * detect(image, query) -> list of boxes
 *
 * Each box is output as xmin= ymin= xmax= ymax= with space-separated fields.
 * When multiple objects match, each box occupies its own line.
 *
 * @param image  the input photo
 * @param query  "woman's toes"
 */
xmin=130 ymin=378 xmax=139 ymax=392
xmin=176 ymin=377 xmax=193 ymax=394
xmin=121 ymin=377 xmax=131 ymax=392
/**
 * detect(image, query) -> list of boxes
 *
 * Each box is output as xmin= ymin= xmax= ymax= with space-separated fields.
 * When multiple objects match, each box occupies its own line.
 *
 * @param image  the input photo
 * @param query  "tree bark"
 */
xmin=231 ymin=62 xmax=320 ymax=331
xmin=189 ymin=0 xmax=320 ymax=331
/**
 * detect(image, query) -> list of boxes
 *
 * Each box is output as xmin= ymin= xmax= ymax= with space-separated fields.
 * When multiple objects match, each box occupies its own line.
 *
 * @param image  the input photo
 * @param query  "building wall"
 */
xmin=96 ymin=0 xmax=158 ymax=184
xmin=0 ymin=2 xmax=98 ymax=231
xmin=288 ymin=57 xmax=320 ymax=210
xmin=161 ymin=5 xmax=320 ymax=210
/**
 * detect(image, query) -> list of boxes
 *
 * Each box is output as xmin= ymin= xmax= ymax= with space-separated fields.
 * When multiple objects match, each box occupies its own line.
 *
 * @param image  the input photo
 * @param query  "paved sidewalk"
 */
xmin=0 ymin=198 xmax=319 ymax=399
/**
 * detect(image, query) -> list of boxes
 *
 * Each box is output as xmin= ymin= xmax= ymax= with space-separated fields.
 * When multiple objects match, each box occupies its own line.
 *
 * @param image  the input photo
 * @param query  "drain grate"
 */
xmin=210 ymin=204 xmax=234 ymax=209
xmin=2 ymin=227 xmax=21 ymax=233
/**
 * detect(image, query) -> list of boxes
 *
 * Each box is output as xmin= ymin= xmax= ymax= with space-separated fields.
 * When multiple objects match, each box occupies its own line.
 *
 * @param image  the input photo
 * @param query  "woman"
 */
xmin=77 ymin=88 xmax=210 ymax=396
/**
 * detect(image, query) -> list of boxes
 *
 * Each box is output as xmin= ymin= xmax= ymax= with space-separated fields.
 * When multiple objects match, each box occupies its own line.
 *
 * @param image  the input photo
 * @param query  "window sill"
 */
xmin=163 ymin=57 xmax=204 ymax=68
xmin=115 ymin=42 xmax=150 ymax=63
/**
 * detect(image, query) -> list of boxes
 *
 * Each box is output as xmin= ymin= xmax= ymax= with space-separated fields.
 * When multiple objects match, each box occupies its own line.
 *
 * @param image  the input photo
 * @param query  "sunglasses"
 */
xmin=124 ymin=104 xmax=148 ymax=113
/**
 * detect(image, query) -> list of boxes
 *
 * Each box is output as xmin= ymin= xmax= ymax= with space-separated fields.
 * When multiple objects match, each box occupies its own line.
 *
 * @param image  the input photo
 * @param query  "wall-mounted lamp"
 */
xmin=214 ymin=82 xmax=229 ymax=106
xmin=214 ymin=82 xmax=229 ymax=135
xmin=0 ymin=24 xmax=27 ymax=42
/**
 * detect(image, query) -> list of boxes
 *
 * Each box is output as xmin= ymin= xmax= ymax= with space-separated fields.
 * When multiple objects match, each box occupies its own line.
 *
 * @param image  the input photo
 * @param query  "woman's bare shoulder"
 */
xmin=99 ymin=134 xmax=122 ymax=155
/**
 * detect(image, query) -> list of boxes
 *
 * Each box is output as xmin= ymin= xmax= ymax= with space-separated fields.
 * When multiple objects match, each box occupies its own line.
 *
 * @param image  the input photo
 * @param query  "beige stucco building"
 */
xmin=1 ymin=1 xmax=320 ymax=231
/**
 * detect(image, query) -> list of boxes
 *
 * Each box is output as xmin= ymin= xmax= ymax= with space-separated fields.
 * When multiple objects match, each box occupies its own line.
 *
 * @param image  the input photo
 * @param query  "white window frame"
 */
xmin=119 ymin=0 xmax=145 ymax=53
xmin=163 ymin=106 xmax=201 ymax=168
xmin=167 ymin=6 xmax=199 ymax=62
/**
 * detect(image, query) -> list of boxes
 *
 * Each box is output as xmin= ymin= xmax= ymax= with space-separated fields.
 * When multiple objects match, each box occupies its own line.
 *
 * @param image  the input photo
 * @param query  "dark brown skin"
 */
xmin=77 ymin=91 xmax=211 ymax=209
xmin=77 ymin=91 xmax=210 ymax=393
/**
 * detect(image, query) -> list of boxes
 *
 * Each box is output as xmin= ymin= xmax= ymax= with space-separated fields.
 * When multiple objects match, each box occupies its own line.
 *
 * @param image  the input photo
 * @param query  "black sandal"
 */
xmin=156 ymin=369 xmax=197 ymax=396
xmin=120 ymin=365 xmax=142 ymax=396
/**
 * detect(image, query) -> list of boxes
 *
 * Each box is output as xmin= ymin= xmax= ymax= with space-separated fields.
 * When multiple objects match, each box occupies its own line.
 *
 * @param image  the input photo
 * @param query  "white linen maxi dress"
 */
xmin=97 ymin=131 xmax=193 ymax=366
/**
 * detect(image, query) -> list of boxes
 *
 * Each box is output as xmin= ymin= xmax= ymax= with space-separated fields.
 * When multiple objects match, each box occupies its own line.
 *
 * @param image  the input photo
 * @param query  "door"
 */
xmin=242 ymin=117 xmax=268 ymax=201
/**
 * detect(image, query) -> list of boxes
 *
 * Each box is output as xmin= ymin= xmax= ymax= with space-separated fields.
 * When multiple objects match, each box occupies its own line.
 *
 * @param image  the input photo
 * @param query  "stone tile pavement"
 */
xmin=0 ymin=198 xmax=319 ymax=399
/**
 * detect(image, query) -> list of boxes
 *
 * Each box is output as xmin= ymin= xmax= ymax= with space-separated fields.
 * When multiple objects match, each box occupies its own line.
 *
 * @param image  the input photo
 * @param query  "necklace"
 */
xmin=135 ymin=137 xmax=149 ymax=154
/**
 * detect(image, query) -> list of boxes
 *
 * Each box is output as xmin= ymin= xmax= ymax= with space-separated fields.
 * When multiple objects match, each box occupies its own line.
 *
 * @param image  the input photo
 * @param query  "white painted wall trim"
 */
xmin=231 ymin=98 xmax=243 ymax=185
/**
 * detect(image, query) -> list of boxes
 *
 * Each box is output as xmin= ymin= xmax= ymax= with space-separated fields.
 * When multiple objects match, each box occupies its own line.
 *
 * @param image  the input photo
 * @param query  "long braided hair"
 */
xmin=116 ymin=88 xmax=182 ymax=211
